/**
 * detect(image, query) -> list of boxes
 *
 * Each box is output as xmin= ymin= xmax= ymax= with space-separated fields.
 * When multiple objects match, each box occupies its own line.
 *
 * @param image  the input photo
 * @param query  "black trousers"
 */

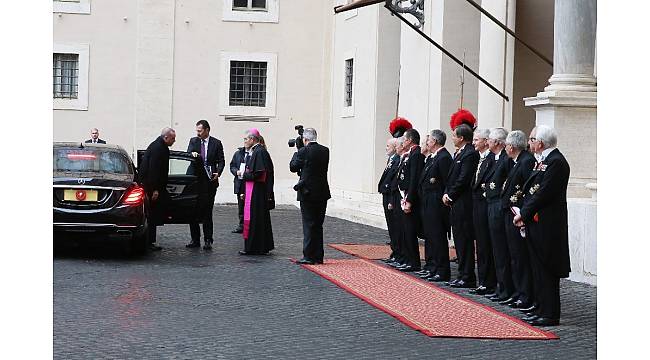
xmin=190 ymin=188 xmax=216 ymax=243
xmin=237 ymin=193 xmax=244 ymax=227
xmin=388 ymin=191 xmax=405 ymax=262
xmin=420 ymin=195 xmax=450 ymax=279
xmin=472 ymin=196 xmax=496 ymax=288
xmin=146 ymin=190 xmax=169 ymax=244
xmin=383 ymin=193 xmax=400 ymax=256
xmin=399 ymin=204 xmax=421 ymax=269
xmin=487 ymin=201 xmax=514 ymax=299
xmin=504 ymin=211 xmax=534 ymax=305
xmin=300 ymin=200 xmax=328 ymax=262
xmin=528 ymin=239 xmax=561 ymax=319
xmin=450 ymin=199 xmax=476 ymax=282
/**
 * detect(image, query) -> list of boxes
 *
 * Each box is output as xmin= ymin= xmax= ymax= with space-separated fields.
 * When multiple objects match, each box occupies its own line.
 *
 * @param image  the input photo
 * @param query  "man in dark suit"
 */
xmin=469 ymin=128 xmax=497 ymax=295
xmin=514 ymin=125 xmax=570 ymax=327
xmin=290 ymin=128 xmax=331 ymax=265
xmin=416 ymin=129 xmax=453 ymax=282
xmin=393 ymin=128 xmax=424 ymax=272
xmin=378 ymin=138 xmax=400 ymax=254
xmin=185 ymin=119 xmax=225 ymax=250
xmin=229 ymin=145 xmax=248 ymax=233
xmin=443 ymin=124 xmax=479 ymax=288
xmin=483 ymin=128 xmax=516 ymax=303
xmin=140 ymin=127 xmax=176 ymax=251
xmin=500 ymin=130 xmax=536 ymax=309
xmin=85 ymin=128 xmax=106 ymax=144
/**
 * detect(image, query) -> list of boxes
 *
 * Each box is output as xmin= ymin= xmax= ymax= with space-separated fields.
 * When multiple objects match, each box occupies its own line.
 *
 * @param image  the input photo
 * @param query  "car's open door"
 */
xmin=137 ymin=149 xmax=208 ymax=224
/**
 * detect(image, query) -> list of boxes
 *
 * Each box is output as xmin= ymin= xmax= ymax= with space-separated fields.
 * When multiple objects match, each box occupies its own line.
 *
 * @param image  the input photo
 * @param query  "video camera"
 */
xmin=287 ymin=125 xmax=304 ymax=148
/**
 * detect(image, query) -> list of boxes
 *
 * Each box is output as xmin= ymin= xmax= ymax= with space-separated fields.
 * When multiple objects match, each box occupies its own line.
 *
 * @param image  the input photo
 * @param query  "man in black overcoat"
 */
xmin=483 ymin=128 xmax=516 ymax=302
xmin=469 ymin=128 xmax=497 ymax=295
xmin=500 ymin=130 xmax=536 ymax=308
xmin=514 ymin=125 xmax=570 ymax=327
xmin=185 ymin=120 xmax=225 ymax=250
xmin=140 ymin=127 xmax=176 ymax=250
xmin=378 ymin=138 xmax=400 ymax=257
xmin=229 ymin=145 xmax=248 ymax=233
xmin=443 ymin=124 xmax=479 ymax=288
xmin=393 ymin=128 xmax=424 ymax=272
xmin=290 ymin=128 xmax=331 ymax=265
xmin=415 ymin=129 xmax=452 ymax=282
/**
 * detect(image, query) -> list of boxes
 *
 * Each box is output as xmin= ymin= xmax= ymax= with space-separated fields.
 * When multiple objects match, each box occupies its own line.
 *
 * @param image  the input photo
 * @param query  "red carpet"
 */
xmin=329 ymin=243 xmax=457 ymax=261
xmin=299 ymin=259 xmax=557 ymax=339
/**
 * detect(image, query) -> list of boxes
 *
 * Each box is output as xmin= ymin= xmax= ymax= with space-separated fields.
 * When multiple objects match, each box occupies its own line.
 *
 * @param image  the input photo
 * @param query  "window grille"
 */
xmin=233 ymin=0 xmax=267 ymax=11
xmin=229 ymin=61 xmax=267 ymax=107
xmin=53 ymin=53 xmax=79 ymax=99
xmin=344 ymin=58 xmax=354 ymax=107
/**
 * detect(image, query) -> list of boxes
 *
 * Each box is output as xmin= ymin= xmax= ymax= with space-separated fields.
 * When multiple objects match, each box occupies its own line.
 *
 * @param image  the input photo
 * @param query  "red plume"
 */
xmin=389 ymin=117 xmax=413 ymax=138
xmin=450 ymin=108 xmax=477 ymax=130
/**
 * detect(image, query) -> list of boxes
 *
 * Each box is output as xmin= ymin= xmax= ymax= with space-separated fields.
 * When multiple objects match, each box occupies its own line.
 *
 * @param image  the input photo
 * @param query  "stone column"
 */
xmin=524 ymin=0 xmax=597 ymax=198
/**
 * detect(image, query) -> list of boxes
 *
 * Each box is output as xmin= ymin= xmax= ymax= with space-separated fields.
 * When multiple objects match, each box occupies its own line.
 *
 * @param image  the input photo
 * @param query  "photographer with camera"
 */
xmin=289 ymin=127 xmax=330 ymax=265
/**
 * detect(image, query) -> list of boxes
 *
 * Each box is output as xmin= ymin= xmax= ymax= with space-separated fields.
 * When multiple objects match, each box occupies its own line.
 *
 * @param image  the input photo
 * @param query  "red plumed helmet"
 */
xmin=389 ymin=117 xmax=413 ymax=138
xmin=450 ymin=108 xmax=477 ymax=130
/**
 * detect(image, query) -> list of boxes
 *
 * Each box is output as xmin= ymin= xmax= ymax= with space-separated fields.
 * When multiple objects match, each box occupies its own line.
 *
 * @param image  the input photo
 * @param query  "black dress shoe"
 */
xmin=202 ymin=241 xmax=213 ymax=250
xmin=446 ymin=279 xmax=459 ymax=286
xmin=509 ymin=300 xmax=530 ymax=309
xmin=469 ymin=285 xmax=493 ymax=295
xmin=519 ymin=304 xmax=539 ymax=313
xmin=430 ymin=274 xmax=449 ymax=282
xmin=415 ymin=269 xmax=429 ymax=275
xmin=486 ymin=294 xmax=502 ymax=301
xmin=397 ymin=265 xmax=416 ymax=272
xmin=484 ymin=292 xmax=497 ymax=298
xmin=387 ymin=261 xmax=402 ymax=268
xmin=381 ymin=257 xmax=395 ymax=263
xmin=498 ymin=297 xmax=517 ymax=305
xmin=521 ymin=314 xmax=540 ymax=322
xmin=148 ymin=244 xmax=162 ymax=251
xmin=296 ymin=258 xmax=316 ymax=265
xmin=231 ymin=227 xmax=243 ymax=233
xmin=527 ymin=317 xmax=560 ymax=326
xmin=185 ymin=241 xmax=200 ymax=248
xmin=450 ymin=279 xmax=476 ymax=288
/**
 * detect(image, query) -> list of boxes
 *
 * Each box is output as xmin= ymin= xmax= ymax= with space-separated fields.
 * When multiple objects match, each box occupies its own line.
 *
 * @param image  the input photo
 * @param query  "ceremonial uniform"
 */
xmin=378 ymin=153 xmax=400 ymax=254
xmin=520 ymin=148 xmax=571 ymax=322
xmin=445 ymin=144 xmax=479 ymax=285
xmin=471 ymin=150 xmax=497 ymax=291
xmin=484 ymin=149 xmax=515 ymax=299
xmin=501 ymin=150 xmax=536 ymax=306
xmin=417 ymin=147 xmax=453 ymax=280
xmin=396 ymin=145 xmax=424 ymax=270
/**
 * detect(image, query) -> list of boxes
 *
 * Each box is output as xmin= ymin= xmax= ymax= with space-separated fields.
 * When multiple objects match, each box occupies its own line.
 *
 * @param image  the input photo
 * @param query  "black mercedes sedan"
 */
xmin=53 ymin=142 xmax=149 ymax=255
xmin=53 ymin=142 xmax=207 ymax=255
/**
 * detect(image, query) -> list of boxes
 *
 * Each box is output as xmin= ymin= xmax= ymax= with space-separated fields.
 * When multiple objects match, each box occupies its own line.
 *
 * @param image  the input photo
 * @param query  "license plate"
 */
xmin=63 ymin=189 xmax=99 ymax=202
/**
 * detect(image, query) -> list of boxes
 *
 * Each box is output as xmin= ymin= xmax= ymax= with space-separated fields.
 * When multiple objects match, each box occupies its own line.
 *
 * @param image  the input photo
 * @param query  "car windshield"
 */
xmin=53 ymin=148 xmax=133 ymax=174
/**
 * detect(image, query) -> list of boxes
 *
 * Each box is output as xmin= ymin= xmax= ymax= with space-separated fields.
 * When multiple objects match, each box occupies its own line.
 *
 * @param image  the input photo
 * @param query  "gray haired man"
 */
xmin=513 ymin=125 xmax=570 ymax=327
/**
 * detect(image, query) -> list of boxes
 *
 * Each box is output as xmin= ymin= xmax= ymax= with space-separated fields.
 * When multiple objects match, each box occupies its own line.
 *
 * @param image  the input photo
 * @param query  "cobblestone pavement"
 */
xmin=54 ymin=205 xmax=596 ymax=359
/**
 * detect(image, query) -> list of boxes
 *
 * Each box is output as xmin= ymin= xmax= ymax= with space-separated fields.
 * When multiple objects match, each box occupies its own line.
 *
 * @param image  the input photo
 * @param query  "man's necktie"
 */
xmin=200 ymin=139 xmax=207 ymax=165
xmin=475 ymin=156 xmax=485 ymax=184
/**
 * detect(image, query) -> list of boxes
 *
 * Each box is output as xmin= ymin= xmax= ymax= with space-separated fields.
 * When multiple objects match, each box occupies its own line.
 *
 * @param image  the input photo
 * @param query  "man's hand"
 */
xmin=152 ymin=190 xmax=159 ymax=201
xmin=191 ymin=152 xmax=199 ymax=158
xmin=210 ymin=173 xmax=219 ymax=182
xmin=513 ymin=213 xmax=524 ymax=227
xmin=442 ymin=194 xmax=452 ymax=206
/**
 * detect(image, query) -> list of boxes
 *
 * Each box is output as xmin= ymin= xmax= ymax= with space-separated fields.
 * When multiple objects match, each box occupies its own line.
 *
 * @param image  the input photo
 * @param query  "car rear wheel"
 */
xmin=124 ymin=223 xmax=149 ymax=257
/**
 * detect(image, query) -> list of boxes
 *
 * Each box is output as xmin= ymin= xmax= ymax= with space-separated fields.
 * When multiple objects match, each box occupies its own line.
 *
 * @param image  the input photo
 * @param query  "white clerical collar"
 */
xmin=480 ymin=149 xmax=490 ymax=158
xmin=535 ymin=147 xmax=555 ymax=162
